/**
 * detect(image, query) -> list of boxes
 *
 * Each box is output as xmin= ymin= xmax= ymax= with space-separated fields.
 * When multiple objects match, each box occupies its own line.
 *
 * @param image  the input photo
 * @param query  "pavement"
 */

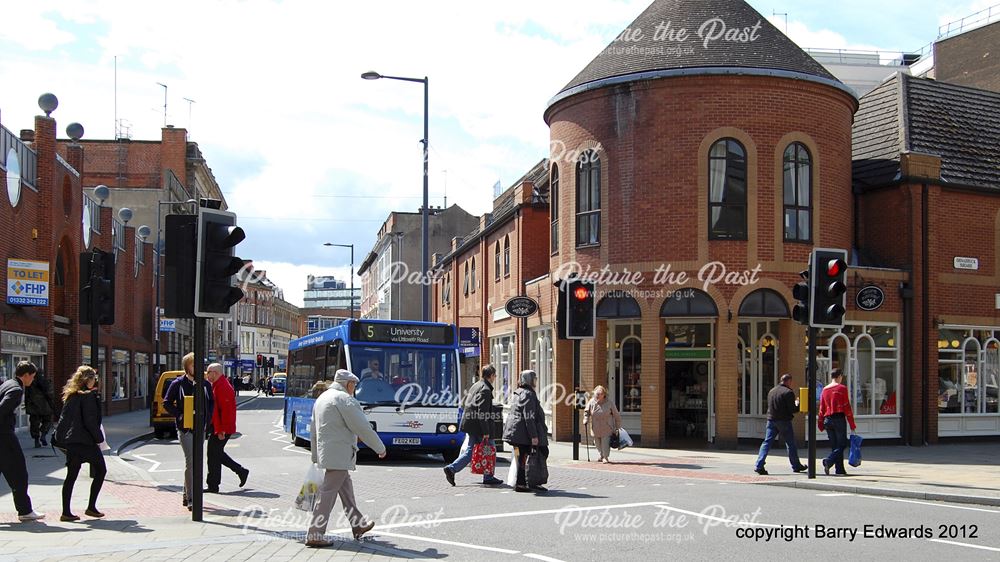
xmin=0 ymin=393 xmax=998 ymax=560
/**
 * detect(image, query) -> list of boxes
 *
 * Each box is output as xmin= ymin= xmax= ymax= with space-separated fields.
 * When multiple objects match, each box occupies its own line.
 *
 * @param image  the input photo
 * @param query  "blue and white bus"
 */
xmin=283 ymin=319 xmax=464 ymax=462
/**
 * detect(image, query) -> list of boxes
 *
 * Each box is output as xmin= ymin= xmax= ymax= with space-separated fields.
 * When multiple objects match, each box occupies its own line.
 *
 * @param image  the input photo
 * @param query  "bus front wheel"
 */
xmin=442 ymin=448 xmax=461 ymax=464
xmin=290 ymin=415 xmax=310 ymax=448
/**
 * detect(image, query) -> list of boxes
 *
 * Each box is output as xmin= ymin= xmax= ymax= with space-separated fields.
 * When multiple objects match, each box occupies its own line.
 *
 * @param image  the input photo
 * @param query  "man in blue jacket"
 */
xmin=163 ymin=352 xmax=213 ymax=510
xmin=0 ymin=361 xmax=45 ymax=521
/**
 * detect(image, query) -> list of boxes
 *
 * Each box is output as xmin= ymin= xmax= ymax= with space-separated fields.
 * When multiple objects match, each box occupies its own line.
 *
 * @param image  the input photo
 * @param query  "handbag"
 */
xmin=848 ymin=434 xmax=863 ymax=467
xmin=294 ymin=463 xmax=325 ymax=511
xmin=470 ymin=439 xmax=496 ymax=475
xmin=526 ymin=447 xmax=548 ymax=487
xmin=609 ymin=431 xmax=620 ymax=450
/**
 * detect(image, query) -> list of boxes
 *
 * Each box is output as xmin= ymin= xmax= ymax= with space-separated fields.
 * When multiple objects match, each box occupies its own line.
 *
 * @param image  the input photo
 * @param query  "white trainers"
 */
xmin=18 ymin=511 xmax=46 ymax=522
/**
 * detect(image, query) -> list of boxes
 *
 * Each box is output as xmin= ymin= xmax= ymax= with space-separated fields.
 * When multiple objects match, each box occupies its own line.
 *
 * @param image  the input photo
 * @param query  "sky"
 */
xmin=1 ymin=0 xmax=995 ymax=306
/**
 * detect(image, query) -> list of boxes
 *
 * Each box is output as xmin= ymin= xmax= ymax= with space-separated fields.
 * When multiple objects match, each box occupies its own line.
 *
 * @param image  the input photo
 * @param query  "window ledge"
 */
xmin=575 ymin=243 xmax=601 ymax=249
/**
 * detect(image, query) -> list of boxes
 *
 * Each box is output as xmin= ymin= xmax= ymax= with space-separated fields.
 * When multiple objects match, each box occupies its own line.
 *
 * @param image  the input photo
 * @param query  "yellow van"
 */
xmin=151 ymin=370 xmax=183 ymax=439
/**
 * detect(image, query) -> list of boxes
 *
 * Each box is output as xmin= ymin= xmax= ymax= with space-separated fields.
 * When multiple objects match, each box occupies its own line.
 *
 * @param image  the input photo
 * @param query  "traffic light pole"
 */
xmin=807 ymin=326 xmax=817 ymax=480
xmin=192 ymin=317 xmax=206 ymax=521
xmin=572 ymin=339 xmax=580 ymax=461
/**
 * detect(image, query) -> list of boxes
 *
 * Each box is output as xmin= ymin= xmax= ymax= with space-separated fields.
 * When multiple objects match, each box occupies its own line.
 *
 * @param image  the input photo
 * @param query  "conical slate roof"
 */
xmin=552 ymin=0 xmax=845 ymax=106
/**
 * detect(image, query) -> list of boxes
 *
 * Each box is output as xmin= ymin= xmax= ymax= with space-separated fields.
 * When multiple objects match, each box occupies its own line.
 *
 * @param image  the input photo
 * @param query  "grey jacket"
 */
xmin=310 ymin=382 xmax=386 ymax=470
xmin=503 ymin=385 xmax=548 ymax=447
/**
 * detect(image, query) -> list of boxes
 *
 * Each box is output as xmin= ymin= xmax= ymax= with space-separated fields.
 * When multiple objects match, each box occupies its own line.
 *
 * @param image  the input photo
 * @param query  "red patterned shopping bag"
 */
xmin=470 ymin=439 xmax=496 ymax=475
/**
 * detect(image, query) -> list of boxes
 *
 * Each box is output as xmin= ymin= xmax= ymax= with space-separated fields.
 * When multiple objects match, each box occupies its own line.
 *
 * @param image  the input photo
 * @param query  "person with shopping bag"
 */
xmin=502 ymin=370 xmax=549 ymax=493
xmin=444 ymin=365 xmax=502 ymax=486
xmin=305 ymin=370 xmax=386 ymax=548
xmin=54 ymin=366 xmax=107 ymax=521
xmin=163 ymin=352 xmax=214 ymax=511
xmin=583 ymin=385 xmax=621 ymax=464
xmin=818 ymin=368 xmax=857 ymax=476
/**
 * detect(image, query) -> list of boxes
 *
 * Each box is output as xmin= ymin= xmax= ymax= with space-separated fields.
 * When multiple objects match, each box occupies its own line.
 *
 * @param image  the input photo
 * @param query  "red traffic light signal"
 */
xmin=256 ymin=354 xmax=263 ymax=367
xmin=810 ymin=249 xmax=848 ymax=328
xmin=826 ymin=259 xmax=844 ymax=277
xmin=573 ymin=286 xmax=589 ymax=301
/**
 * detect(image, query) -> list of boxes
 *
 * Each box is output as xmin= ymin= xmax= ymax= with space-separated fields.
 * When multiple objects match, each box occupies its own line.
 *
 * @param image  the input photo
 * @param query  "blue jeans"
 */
xmin=823 ymin=416 xmax=849 ymax=474
xmin=447 ymin=434 xmax=494 ymax=479
xmin=755 ymin=420 xmax=804 ymax=470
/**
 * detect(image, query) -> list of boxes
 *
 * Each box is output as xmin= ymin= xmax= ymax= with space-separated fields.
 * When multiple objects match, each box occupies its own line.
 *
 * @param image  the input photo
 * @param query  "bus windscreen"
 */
xmin=351 ymin=345 xmax=458 ymax=407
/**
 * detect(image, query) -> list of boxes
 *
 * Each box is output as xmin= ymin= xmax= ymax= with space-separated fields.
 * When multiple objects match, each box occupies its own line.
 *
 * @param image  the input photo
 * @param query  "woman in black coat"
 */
xmin=55 ymin=366 xmax=107 ymax=521
xmin=502 ymin=370 xmax=549 ymax=493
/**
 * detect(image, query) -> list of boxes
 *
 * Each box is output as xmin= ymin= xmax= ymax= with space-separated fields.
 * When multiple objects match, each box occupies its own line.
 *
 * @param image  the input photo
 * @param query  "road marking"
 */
xmin=365 ymin=500 xmax=375 ymax=503
xmin=524 ymin=553 xmax=567 ymax=562
xmin=615 ymin=485 xmax=625 ymax=488
xmin=576 ymin=487 xmax=587 ymax=490
xmin=848 ymin=495 xmax=1000 ymax=513
xmin=817 ymin=493 xmax=852 ymax=497
xmin=129 ymin=453 xmax=183 ymax=473
xmin=929 ymin=539 xmax=1000 ymax=552
xmin=455 ymin=493 xmax=465 ymax=497
xmin=375 ymin=531 xmax=520 ymax=554
xmin=411 ymin=496 xmax=421 ymax=500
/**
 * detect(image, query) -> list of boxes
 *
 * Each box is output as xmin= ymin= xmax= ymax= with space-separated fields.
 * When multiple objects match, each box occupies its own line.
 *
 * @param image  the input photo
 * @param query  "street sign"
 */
xmin=159 ymin=318 xmax=177 ymax=332
xmin=6 ymin=259 xmax=49 ymax=306
xmin=856 ymin=285 xmax=885 ymax=311
xmin=505 ymin=296 xmax=538 ymax=318
xmin=459 ymin=327 xmax=480 ymax=347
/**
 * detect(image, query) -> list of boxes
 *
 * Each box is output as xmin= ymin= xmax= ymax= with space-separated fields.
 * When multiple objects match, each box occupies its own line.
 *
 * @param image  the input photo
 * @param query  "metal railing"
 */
xmin=83 ymin=192 xmax=101 ymax=235
xmin=112 ymin=217 xmax=126 ymax=256
xmin=939 ymin=3 xmax=1000 ymax=39
xmin=804 ymin=48 xmax=916 ymax=67
xmin=0 ymin=125 xmax=38 ymax=189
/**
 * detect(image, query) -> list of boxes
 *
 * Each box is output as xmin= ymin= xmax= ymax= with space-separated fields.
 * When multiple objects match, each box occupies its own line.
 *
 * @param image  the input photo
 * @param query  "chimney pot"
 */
xmin=19 ymin=129 xmax=34 ymax=142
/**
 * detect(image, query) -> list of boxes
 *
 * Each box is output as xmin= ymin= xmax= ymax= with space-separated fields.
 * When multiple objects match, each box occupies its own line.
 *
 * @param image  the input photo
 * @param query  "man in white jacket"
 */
xmin=306 ymin=370 xmax=387 ymax=548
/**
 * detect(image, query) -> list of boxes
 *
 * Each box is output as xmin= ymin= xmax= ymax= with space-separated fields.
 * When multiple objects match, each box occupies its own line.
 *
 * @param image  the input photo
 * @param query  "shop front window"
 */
xmin=134 ymin=353 xmax=149 ymax=398
xmin=938 ymin=328 xmax=1000 ymax=415
xmin=529 ymin=328 xmax=553 ymax=412
xmin=815 ymin=324 xmax=899 ymax=417
xmin=112 ymin=349 xmax=129 ymax=401
xmin=490 ymin=334 xmax=515 ymax=405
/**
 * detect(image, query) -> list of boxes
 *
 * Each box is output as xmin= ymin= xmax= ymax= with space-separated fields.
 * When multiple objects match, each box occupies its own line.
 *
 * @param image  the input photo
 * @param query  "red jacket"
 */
xmin=211 ymin=376 xmax=237 ymax=435
xmin=818 ymin=382 xmax=856 ymax=432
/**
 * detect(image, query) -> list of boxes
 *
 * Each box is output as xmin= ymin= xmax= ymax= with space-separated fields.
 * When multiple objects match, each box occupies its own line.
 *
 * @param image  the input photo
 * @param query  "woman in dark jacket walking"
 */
xmin=55 ymin=365 xmax=107 ymax=521
xmin=502 ymin=370 xmax=548 ymax=493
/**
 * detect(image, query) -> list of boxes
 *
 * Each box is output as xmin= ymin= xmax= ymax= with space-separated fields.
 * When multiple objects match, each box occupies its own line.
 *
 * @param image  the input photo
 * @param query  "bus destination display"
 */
xmin=351 ymin=321 xmax=455 ymax=346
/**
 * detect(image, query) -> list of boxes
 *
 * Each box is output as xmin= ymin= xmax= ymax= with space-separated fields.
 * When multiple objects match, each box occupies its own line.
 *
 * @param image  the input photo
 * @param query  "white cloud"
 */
xmin=249 ymin=260 xmax=355 ymax=308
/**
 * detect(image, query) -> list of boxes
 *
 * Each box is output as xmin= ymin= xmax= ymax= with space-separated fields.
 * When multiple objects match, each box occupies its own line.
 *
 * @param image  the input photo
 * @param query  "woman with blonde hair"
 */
xmin=583 ymin=385 xmax=622 ymax=463
xmin=54 ymin=365 xmax=107 ymax=521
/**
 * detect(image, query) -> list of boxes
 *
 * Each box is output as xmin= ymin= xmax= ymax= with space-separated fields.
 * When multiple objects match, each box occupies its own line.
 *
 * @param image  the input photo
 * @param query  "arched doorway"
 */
xmin=598 ymin=292 xmax=642 ymax=436
xmin=660 ymin=289 xmax=718 ymax=444
xmin=737 ymin=289 xmax=789 ymax=437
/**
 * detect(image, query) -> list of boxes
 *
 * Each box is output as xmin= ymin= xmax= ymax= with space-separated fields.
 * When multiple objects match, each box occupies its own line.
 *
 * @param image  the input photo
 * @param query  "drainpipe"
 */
xmin=900 ymin=281 xmax=913 ymax=445
xmin=921 ymin=184 xmax=929 ymax=446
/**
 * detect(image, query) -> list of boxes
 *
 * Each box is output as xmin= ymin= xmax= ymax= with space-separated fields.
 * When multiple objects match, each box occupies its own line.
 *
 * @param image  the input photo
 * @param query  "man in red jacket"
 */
xmin=818 ymin=368 xmax=857 ymax=476
xmin=205 ymin=363 xmax=249 ymax=493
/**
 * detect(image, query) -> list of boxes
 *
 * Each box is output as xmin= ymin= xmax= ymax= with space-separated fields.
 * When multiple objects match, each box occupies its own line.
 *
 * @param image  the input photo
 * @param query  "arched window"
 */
xmin=463 ymin=261 xmax=469 ymax=296
xmin=596 ymin=291 xmax=641 ymax=318
xmin=550 ymin=164 xmax=560 ymax=254
xmin=783 ymin=142 xmax=812 ymax=242
xmin=708 ymin=139 xmax=747 ymax=240
xmin=470 ymin=258 xmax=476 ymax=293
xmin=503 ymin=235 xmax=510 ymax=276
xmin=659 ymin=289 xmax=719 ymax=317
xmin=738 ymin=289 xmax=790 ymax=318
xmin=576 ymin=151 xmax=600 ymax=246
xmin=494 ymin=242 xmax=500 ymax=282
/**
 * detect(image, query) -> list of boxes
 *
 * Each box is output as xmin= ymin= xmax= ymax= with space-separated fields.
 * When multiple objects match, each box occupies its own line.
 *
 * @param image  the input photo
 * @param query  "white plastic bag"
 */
xmin=505 ymin=446 xmax=519 ymax=487
xmin=98 ymin=423 xmax=111 ymax=452
xmin=617 ymin=428 xmax=633 ymax=450
xmin=295 ymin=463 xmax=325 ymax=511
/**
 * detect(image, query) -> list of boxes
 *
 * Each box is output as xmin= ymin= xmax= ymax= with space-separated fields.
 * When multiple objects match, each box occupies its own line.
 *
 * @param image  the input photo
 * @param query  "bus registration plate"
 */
xmin=392 ymin=437 xmax=421 ymax=445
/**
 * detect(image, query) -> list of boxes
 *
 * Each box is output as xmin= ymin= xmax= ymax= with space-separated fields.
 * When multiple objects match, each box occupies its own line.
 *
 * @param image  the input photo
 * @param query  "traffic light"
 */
xmin=791 ymin=270 xmax=810 ymax=326
xmin=195 ymin=208 xmax=246 ymax=317
xmin=810 ymin=248 xmax=848 ymax=328
xmin=79 ymin=249 xmax=115 ymax=325
xmin=256 ymin=354 xmax=263 ymax=367
xmin=565 ymin=277 xmax=596 ymax=339
xmin=164 ymin=214 xmax=197 ymax=318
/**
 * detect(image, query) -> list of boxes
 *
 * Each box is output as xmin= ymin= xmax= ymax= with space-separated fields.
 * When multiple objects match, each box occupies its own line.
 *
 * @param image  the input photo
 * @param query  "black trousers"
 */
xmin=28 ymin=415 xmax=52 ymax=440
xmin=62 ymin=443 xmax=107 ymax=515
xmin=0 ymin=433 xmax=33 ymax=515
xmin=207 ymin=434 xmax=245 ymax=489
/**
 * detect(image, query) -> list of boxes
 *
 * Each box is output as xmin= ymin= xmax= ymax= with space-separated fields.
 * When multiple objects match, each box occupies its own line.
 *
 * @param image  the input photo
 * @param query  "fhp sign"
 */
xmin=159 ymin=318 xmax=177 ymax=332
xmin=6 ymin=259 xmax=49 ymax=306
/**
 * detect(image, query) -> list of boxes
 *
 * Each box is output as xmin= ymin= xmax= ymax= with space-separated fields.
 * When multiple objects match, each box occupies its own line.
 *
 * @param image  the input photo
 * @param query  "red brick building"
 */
xmin=432 ymin=0 xmax=1000 ymax=448
xmin=1 ymin=96 xmax=155 ymax=419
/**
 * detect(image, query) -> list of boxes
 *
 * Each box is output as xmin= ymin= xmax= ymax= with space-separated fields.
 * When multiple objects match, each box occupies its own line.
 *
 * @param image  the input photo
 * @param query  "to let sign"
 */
xmin=6 ymin=259 xmax=49 ymax=306
xmin=505 ymin=296 xmax=538 ymax=318
xmin=954 ymin=257 xmax=979 ymax=270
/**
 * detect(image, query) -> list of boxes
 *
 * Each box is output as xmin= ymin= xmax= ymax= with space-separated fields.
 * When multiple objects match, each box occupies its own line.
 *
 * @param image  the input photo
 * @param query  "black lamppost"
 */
xmin=323 ymin=243 xmax=355 ymax=319
xmin=362 ymin=70 xmax=429 ymax=321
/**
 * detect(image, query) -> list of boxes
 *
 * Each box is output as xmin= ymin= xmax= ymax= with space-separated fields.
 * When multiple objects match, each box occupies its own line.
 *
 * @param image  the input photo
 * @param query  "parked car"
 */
xmin=271 ymin=373 xmax=286 ymax=394
xmin=151 ymin=370 xmax=183 ymax=439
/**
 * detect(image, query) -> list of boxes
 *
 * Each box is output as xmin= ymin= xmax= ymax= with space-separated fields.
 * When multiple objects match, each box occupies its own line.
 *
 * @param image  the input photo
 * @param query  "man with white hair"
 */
xmin=205 ymin=363 xmax=248 ymax=493
xmin=306 ymin=369 xmax=387 ymax=548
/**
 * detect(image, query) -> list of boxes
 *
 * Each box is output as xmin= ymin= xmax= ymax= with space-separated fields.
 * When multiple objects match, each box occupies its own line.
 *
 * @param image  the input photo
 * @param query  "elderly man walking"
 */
xmin=205 ymin=363 xmax=249 ymax=493
xmin=306 ymin=370 xmax=386 ymax=548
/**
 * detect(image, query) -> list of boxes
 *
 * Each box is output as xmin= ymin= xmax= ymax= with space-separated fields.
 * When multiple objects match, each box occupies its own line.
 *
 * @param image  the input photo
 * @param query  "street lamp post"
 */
xmin=362 ymin=70 xmax=429 ymax=321
xmin=323 ymin=243 xmax=355 ymax=319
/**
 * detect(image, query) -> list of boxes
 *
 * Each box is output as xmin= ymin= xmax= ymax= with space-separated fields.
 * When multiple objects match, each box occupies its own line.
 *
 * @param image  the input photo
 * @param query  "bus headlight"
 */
xmin=437 ymin=423 xmax=459 ymax=434
xmin=447 ymin=424 xmax=457 ymax=433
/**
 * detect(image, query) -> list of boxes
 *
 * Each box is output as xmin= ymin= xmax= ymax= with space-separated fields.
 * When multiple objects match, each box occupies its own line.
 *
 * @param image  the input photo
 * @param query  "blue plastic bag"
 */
xmin=848 ymin=434 xmax=863 ymax=467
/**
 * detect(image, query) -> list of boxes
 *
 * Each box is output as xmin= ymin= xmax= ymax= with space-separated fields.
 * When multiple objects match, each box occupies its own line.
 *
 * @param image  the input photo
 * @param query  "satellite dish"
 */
xmin=38 ymin=93 xmax=58 ymax=116
xmin=66 ymin=123 xmax=84 ymax=141
xmin=118 ymin=207 xmax=133 ymax=225
xmin=137 ymin=225 xmax=152 ymax=239
xmin=94 ymin=184 xmax=109 ymax=204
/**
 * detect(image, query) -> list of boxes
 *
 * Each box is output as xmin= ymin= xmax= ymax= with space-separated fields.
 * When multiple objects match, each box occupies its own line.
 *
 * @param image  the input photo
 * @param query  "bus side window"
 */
xmin=337 ymin=342 xmax=348 ymax=370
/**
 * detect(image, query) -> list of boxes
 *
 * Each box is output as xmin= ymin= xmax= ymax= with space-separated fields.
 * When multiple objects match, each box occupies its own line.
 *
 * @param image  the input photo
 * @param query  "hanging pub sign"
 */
xmin=856 ymin=285 xmax=885 ymax=311
xmin=505 ymin=296 xmax=538 ymax=318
